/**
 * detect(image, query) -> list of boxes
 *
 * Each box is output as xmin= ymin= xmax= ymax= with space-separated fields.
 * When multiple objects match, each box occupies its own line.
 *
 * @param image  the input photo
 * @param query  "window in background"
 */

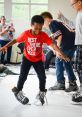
xmin=12 ymin=0 xmax=29 ymax=3
xmin=12 ymin=0 xmax=48 ymax=33
xmin=31 ymin=0 xmax=48 ymax=4
xmin=12 ymin=0 xmax=48 ymax=21
xmin=0 ymin=0 xmax=4 ymax=2
xmin=31 ymin=5 xmax=48 ymax=17
xmin=0 ymin=0 xmax=4 ymax=16
xmin=12 ymin=0 xmax=29 ymax=33
xmin=12 ymin=5 xmax=29 ymax=20
xmin=31 ymin=0 xmax=48 ymax=18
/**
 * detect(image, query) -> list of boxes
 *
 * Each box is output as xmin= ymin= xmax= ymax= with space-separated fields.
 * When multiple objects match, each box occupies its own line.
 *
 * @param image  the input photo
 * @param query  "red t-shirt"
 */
xmin=16 ymin=29 xmax=53 ymax=62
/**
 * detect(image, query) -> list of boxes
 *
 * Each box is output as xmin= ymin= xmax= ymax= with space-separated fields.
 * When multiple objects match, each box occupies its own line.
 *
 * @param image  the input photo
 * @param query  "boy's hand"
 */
xmin=56 ymin=52 xmax=70 ymax=62
xmin=0 ymin=46 xmax=7 ymax=53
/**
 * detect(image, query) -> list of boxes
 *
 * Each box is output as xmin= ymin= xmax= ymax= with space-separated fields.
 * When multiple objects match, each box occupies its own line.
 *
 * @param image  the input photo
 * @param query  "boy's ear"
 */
xmin=30 ymin=23 xmax=32 ymax=26
xmin=31 ymin=24 xmax=33 ymax=27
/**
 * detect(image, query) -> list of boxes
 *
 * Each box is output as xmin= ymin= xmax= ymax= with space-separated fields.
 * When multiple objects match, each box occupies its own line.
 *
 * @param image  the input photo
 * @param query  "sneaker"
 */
xmin=12 ymin=87 xmax=29 ymax=105
xmin=72 ymin=92 xmax=82 ymax=103
xmin=65 ymin=81 xmax=78 ymax=92
xmin=49 ymin=82 xmax=65 ymax=90
xmin=0 ymin=73 xmax=7 ymax=77
xmin=35 ymin=89 xmax=47 ymax=105
xmin=4 ymin=69 xmax=19 ymax=75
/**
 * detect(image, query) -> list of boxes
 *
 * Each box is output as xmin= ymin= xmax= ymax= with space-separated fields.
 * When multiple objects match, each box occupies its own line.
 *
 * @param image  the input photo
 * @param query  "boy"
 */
xmin=57 ymin=0 xmax=82 ymax=103
xmin=41 ymin=12 xmax=77 ymax=92
xmin=40 ymin=11 xmax=55 ymax=70
xmin=0 ymin=15 xmax=69 ymax=105
xmin=49 ymin=20 xmax=78 ymax=92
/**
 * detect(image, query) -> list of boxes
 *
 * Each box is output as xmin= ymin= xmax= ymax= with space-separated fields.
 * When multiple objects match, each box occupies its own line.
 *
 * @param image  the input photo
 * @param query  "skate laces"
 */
xmin=73 ymin=92 xmax=82 ymax=98
xmin=36 ymin=91 xmax=48 ymax=105
xmin=17 ymin=91 xmax=26 ymax=101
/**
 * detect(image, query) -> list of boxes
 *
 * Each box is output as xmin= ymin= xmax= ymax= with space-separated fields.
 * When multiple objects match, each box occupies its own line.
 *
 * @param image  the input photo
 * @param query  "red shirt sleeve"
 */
xmin=16 ymin=31 xmax=27 ymax=43
xmin=42 ymin=32 xmax=53 ymax=45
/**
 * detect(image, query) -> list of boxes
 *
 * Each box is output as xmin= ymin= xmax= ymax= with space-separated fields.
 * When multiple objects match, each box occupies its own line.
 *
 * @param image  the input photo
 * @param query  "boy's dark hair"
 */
xmin=31 ymin=15 xmax=44 ymax=25
xmin=40 ymin=11 xmax=53 ymax=19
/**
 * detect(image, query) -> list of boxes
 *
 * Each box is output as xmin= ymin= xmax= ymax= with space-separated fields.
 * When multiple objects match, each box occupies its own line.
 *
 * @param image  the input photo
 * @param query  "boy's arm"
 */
xmin=56 ymin=35 xmax=62 ymax=47
xmin=50 ymin=43 xmax=70 ymax=62
xmin=0 ymin=39 xmax=17 ymax=52
xmin=48 ymin=35 xmax=62 ymax=54
xmin=55 ymin=35 xmax=64 ymax=59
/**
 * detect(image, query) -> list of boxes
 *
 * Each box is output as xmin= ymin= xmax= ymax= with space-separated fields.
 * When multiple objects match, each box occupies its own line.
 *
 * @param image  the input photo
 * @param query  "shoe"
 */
xmin=4 ymin=69 xmax=19 ymax=75
xmin=12 ymin=87 xmax=29 ymax=105
xmin=65 ymin=80 xmax=78 ymax=92
xmin=49 ymin=82 xmax=65 ymax=90
xmin=0 ymin=73 xmax=7 ymax=77
xmin=72 ymin=92 xmax=82 ymax=103
xmin=35 ymin=89 xmax=47 ymax=105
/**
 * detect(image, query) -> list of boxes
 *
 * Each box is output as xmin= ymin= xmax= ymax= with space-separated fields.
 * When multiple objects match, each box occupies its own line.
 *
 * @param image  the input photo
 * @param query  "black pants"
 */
xmin=0 ymin=40 xmax=12 ymax=64
xmin=17 ymin=56 xmax=46 ymax=92
xmin=45 ymin=50 xmax=55 ymax=69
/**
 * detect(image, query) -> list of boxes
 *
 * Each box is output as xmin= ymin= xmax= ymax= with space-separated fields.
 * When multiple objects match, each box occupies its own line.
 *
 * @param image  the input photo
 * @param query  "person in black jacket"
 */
xmin=49 ymin=20 xmax=78 ymax=92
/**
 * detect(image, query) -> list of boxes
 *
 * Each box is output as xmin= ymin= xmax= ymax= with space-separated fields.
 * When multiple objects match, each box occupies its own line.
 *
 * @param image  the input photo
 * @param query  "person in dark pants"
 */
xmin=0 ymin=16 xmax=15 ymax=64
xmin=49 ymin=20 xmax=78 ymax=92
xmin=0 ymin=15 xmax=69 ymax=105
xmin=17 ymin=56 xmax=46 ymax=92
xmin=45 ymin=50 xmax=55 ymax=70
xmin=0 ymin=40 xmax=12 ymax=64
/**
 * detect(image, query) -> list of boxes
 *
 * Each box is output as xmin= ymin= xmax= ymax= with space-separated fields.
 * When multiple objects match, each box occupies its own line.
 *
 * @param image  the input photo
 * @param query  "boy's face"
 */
xmin=70 ymin=0 xmax=82 ymax=11
xmin=44 ymin=18 xmax=52 ymax=28
xmin=31 ymin=23 xmax=43 ymax=35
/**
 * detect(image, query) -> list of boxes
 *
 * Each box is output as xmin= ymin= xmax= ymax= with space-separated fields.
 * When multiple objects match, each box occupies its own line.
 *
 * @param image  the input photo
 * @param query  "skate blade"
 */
xmin=71 ymin=101 xmax=82 ymax=105
xmin=26 ymin=102 xmax=31 ymax=105
xmin=34 ymin=100 xmax=43 ymax=106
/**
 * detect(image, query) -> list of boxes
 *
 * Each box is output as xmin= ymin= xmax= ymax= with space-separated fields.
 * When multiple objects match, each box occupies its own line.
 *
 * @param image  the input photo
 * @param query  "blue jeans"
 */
xmin=55 ymin=48 xmax=76 ymax=82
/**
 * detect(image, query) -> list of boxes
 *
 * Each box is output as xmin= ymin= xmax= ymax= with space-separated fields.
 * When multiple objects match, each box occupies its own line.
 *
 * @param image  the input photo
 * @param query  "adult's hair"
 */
xmin=31 ymin=15 xmax=44 ymax=25
xmin=0 ymin=16 xmax=6 ymax=19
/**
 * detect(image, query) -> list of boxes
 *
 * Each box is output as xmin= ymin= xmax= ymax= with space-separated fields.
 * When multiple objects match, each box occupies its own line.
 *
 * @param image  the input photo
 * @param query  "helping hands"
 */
xmin=56 ymin=51 xmax=70 ymax=62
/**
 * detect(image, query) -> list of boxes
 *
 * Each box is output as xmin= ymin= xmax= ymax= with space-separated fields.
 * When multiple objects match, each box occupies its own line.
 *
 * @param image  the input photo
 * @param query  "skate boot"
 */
xmin=65 ymin=80 xmax=78 ymax=92
xmin=12 ymin=87 xmax=29 ymax=105
xmin=72 ymin=87 xmax=82 ymax=104
xmin=35 ymin=89 xmax=47 ymax=106
xmin=49 ymin=81 xmax=65 ymax=90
